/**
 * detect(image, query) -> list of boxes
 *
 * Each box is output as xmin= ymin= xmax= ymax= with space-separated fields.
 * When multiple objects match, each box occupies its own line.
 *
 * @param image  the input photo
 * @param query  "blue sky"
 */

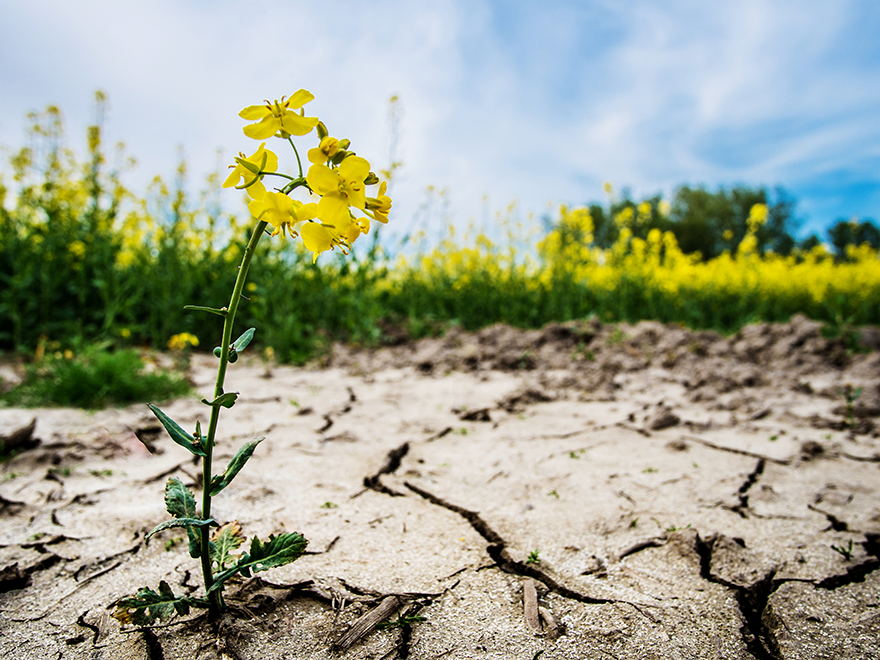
xmin=1 ymin=0 xmax=879 ymax=240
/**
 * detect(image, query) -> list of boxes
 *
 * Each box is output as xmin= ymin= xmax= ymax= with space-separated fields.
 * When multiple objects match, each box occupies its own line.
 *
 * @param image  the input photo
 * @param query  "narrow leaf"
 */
xmin=187 ymin=526 xmax=201 ymax=559
xmin=210 ymin=521 xmax=246 ymax=571
xmin=200 ymin=392 xmax=239 ymax=409
xmin=209 ymin=438 xmax=264 ymax=496
xmin=231 ymin=327 xmax=256 ymax=353
xmin=183 ymin=304 xmax=228 ymax=318
xmin=209 ymin=532 xmax=308 ymax=592
xmin=112 ymin=581 xmax=200 ymax=625
xmin=148 ymin=404 xmax=206 ymax=457
xmin=164 ymin=477 xmax=197 ymax=519
xmin=147 ymin=517 xmax=218 ymax=539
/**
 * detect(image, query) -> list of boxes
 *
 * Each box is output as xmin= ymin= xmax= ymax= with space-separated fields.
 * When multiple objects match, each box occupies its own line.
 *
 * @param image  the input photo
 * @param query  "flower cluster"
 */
xmin=223 ymin=91 xmax=391 ymax=261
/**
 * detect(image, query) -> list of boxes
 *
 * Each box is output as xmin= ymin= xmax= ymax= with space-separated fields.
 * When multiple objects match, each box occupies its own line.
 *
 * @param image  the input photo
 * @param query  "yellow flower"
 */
xmin=168 ymin=333 xmax=199 ymax=351
xmin=239 ymin=90 xmax=319 ymax=140
xmin=248 ymin=191 xmax=318 ymax=238
xmin=307 ymin=136 xmax=340 ymax=165
xmin=365 ymin=181 xmax=392 ymax=224
xmin=223 ymin=143 xmax=278 ymax=199
xmin=307 ymin=155 xmax=371 ymax=226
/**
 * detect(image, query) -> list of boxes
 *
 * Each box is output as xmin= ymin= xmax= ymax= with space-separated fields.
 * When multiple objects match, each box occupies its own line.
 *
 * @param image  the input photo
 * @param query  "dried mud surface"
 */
xmin=1 ymin=314 xmax=879 ymax=659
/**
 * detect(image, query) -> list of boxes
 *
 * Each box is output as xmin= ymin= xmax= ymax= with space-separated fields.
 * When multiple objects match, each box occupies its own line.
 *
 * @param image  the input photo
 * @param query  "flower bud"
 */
xmin=331 ymin=150 xmax=349 ymax=165
xmin=338 ymin=138 xmax=351 ymax=150
xmin=364 ymin=172 xmax=380 ymax=185
xmin=316 ymin=121 xmax=328 ymax=140
xmin=229 ymin=350 xmax=239 ymax=364
xmin=213 ymin=347 xmax=222 ymax=358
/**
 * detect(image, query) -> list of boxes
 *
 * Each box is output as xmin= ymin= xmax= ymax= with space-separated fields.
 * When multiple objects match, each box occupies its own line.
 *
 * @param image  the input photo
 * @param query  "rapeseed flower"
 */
xmin=307 ymin=155 xmax=371 ymax=226
xmin=248 ymin=192 xmax=317 ymax=238
xmin=240 ymin=91 xmax=319 ymax=140
xmin=223 ymin=143 xmax=278 ymax=199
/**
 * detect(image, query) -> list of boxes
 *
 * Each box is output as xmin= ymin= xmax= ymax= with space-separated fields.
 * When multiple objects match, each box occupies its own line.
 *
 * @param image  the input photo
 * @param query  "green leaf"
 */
xmin=165 ymin=477 xmax=197 ymax=519
xmin=210 ymin=521 xmax=246 ymax=571
xmin=231 ymin=327 xmax=256 ymax=353
xmin=200 ymin=392 xmax=239 ymax=409
xmin=147 ymin=517 xmax=218 ymax=540
xmin=209 ymin=438 xmax=264 ymax=496
xmin=148 ymin=404 xmax=206 ymax=457
xmin=164 ymin=477 xmax=203 ymax=557
xmin=112 ymin=581 xmax=201 ymax=625
xmin=209 ymin=532 xmax=308 ymax=592
xmin=183 ymin=304 xmax=228 ymax=318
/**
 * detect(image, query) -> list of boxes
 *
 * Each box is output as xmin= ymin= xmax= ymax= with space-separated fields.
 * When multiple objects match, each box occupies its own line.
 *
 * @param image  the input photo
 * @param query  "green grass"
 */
xmin=2 ymin=346 xmax=190 ymax=409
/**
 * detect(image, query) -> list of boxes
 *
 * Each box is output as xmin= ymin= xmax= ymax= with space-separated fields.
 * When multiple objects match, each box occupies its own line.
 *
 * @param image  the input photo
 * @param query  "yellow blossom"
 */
xmin=307 ymin=155 xmax=371 ymax=227
xmin=168 ymin=333 xmax=199 ymax=351
xmin=307 ymin=136 xmax=340 ymax=165
xmin=223 ymin=143 xmax=278 ymax=199
xmin=248 ymin=191 xmax=317 ymax=238
xmin=365 ymin=181 xmax=392 ymax=224
xmin=240 ymin=91 xmax=319 ymax=140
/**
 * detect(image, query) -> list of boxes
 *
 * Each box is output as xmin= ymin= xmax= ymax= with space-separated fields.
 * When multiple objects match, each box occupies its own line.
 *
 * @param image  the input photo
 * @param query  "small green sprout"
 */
xmin=630 ymin=518 xmax=638 ymax=528
xmin=164 ymin=537 xmax=183 ymax=552
xmin=89 ymin=469 xmax=113 ymax=477
xmin=526 ymin=549 xmax=541 ymax=565
xmin=842 ymin=385 xmax=863 ymax=430
xmin=642 ymin=467 xmax=657 ymax=474
xmin=378 ymin=614 xmax=427 ymax=629
xmin=320 ymin=501 xmax=338 ymax=509
xmin=831 ymin=539 xmax=854 ymax=561
xmin=548 ymin=489 xmax=559 ymax=499
xmin=769 ymin=435 xmax=778 ymax=442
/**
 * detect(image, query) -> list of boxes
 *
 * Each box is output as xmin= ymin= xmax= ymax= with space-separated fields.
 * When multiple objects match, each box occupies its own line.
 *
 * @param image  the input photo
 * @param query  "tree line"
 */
xmin=578 ymin=184 xmax=878 ymax=260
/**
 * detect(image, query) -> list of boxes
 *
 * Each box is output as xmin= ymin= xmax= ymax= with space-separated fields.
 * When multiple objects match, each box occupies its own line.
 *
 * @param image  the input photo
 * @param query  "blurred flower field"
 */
xmin=2 ymin=102 xmax=879 ymax=365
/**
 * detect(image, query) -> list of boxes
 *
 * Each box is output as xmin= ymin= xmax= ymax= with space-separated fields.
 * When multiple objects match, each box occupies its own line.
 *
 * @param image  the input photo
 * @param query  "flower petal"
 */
xmin=239 ymin=104 xmax=270 ymax=120
xmin=243 ymin=116 xmax=280 ymax=139
xmin=280 ymin=114 xmax=319 ymax=136
xmin=286 ymin=89 xmax=315 ymax=109
xmin=307 ymin=164 xmax=339 ymax=196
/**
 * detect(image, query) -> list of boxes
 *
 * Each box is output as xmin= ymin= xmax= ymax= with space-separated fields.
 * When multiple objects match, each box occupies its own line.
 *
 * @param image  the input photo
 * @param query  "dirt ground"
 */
xmin=1 ymin=315 xmax=879 ymax=659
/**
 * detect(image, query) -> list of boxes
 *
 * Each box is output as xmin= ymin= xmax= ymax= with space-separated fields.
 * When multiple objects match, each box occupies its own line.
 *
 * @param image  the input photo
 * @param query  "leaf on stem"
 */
xmin=112 ymin=581 xmax=202 ymax=625
xmin=147 ymin=404 xmax=206 ymax=457
xmin=164 ymin=477 xmax=203 ymax=557
xmin=147 ymin=517 xmax=218 ymax=539
xmin=209 ymin=438 xmax=264 ymax=496
xmin=201 ymin=392 xmax=239 ymax=409
xmin=183 ymin=304 xmax=228 ymax=318
xmin=209 ymin=532 xmax=308 ymax=592
xmin=231 ymin=327 xmax=256 ymax=353
xmin=211 ymin=521 xmax=246 ymax=571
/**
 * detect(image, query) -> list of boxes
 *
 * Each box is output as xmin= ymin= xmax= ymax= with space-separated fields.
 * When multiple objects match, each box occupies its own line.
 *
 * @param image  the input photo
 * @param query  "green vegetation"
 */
xmin=2 ymin=96 xmax=879 ymax=368
xmin=2 ymin=345 xmax=190 ymax=408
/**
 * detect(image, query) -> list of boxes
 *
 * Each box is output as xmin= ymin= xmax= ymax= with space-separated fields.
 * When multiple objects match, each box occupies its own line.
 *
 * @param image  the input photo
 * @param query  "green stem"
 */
xmin=200 ymin=219 xmax=268 ymax=616
xmin=288 ymin=137 xmax=303 ymax=177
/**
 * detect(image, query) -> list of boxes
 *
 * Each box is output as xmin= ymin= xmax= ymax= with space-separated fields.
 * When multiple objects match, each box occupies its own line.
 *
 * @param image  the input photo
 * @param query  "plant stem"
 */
xmin=200 ymin=219 xmax=268 ymax=616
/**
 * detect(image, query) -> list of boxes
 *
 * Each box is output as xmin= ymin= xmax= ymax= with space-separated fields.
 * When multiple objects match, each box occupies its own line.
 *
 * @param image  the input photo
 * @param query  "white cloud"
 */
xmin=1 ymin=0 xmax=878 ymax=237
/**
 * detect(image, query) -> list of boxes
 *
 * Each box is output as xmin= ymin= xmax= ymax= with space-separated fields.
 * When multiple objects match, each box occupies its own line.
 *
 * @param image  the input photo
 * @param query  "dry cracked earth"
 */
xmin=1 ymin=315 xmax=879 ymax=659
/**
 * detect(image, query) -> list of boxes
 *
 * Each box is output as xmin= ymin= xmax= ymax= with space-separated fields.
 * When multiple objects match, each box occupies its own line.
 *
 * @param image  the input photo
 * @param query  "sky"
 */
xmin=1 ymin=0 xmax=879 ymax=241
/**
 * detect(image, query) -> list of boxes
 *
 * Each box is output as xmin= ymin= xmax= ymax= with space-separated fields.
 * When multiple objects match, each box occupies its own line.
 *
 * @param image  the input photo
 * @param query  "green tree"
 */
xmin=828 ymin=217 xmax=880 ymax=259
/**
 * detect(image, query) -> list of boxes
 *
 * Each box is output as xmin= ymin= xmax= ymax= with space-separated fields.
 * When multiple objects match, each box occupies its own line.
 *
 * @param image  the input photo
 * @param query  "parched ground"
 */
xmin=1 ymin=315 xmax=879 ymax=659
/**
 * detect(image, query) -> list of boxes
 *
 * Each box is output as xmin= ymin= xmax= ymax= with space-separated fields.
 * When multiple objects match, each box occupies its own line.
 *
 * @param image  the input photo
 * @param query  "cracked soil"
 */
xmin=1 ymin=315 xmax=879 ymax=659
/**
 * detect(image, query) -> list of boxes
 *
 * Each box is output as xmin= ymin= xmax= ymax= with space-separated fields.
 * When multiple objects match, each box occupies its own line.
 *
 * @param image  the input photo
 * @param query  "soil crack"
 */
xmin=816 ymin=532 xmax=880 ymax=589
xmin=404 ymin=481 xmax=612 ymax=604
xmin=363 ymin=442 xmax=410 ymax=496
xmin=730 ymin=458 xmax=765 ymax=518
xmin=695 ymin=533 xmax=782 ymax=660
